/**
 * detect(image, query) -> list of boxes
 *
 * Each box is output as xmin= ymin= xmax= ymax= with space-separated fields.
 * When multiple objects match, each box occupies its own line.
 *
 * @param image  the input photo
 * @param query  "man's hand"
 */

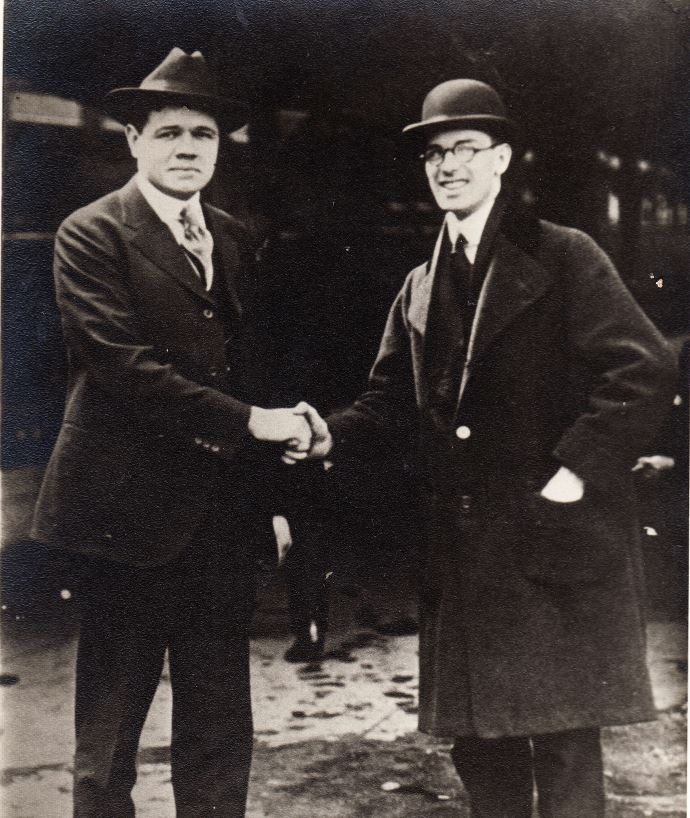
xmin=540 ymin=465 xmax=584 ymax=503
xmin=248 ymin=406 xmax=312 ymax=452
xmin=632 ymin=454 xmax=675 ymax=473
xmin=282 ymin=402 xmax=333 ymax=465
xmin=632 ymin=454 xmax=675 ymax=480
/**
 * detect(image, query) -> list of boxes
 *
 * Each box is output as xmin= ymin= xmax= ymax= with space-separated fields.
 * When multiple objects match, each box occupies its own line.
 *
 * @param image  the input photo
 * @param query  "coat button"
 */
xmin=455 ymin=425 xmax=471 ymax=440
xmin=194 ymin=437 xmax=203 ymax=445
xmin=211 ymin=444 xmax=220 ymax=453
xmin=203 ymin=308 xmax=214 ymax=319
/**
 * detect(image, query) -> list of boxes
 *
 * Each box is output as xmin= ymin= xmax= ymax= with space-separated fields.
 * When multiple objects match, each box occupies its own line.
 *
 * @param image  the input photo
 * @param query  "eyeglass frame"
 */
xmin=420 ymin=141 xmax=502 ymax=167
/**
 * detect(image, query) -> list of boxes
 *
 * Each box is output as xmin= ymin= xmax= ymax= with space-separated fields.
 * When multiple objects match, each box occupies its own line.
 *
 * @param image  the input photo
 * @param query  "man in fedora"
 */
xmin=287 ymin=79 xmax=676 ymax=816
xmin=32 ymin=48 xmax=311 ymax=817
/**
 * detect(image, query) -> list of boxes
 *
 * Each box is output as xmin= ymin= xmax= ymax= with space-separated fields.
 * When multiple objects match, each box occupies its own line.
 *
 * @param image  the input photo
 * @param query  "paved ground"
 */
xmin=1 ymin=466 xmax=687 ymax=816
xmin=1 ymin=579 xmax=686 ymax=818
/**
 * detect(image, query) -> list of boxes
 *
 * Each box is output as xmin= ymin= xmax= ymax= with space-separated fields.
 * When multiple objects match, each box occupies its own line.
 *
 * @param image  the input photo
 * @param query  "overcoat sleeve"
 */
xmin=327 ymin=271 xmax=418 ymax=458
xmin=54 ymin=211 xmax=252 ymax=458
xmin=551 ymin=228 xmax=677 ymax=489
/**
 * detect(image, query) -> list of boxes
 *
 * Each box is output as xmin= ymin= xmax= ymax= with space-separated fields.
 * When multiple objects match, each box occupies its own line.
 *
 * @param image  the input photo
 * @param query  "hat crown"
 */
xmin=104 ymin=47 xmax=249 ymax=131
xmin=402 ymin=78 xmax=514 ymax=138
xmin=138 ymin=47 xmax=217 ymax=97
xmin=422 ymin=79 xmax=507 ymax=123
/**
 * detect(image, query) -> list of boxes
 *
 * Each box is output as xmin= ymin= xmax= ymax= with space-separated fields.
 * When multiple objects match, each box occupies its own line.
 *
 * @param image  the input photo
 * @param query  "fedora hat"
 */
xmin=403 ymin=79 xmax=516 ymax=141
xmin=104 ymin=48 xmax=249 ymax=132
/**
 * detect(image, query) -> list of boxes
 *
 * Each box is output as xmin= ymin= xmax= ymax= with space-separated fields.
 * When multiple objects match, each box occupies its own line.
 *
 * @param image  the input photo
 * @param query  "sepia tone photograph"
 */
xmin=1 ymin=0 xmax=688 ymax=815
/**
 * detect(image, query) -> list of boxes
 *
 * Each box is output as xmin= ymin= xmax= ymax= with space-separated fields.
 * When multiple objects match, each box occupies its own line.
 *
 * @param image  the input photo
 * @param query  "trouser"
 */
xmin=72 ymin=518 xmax=257 ymax=818
xmin=284 ymin=534 xmax=329 ymax=640
xmin=452 ymin=728 xmax=605 ymax=818
xmin=278 ymin=467 xmax=330 ymax=639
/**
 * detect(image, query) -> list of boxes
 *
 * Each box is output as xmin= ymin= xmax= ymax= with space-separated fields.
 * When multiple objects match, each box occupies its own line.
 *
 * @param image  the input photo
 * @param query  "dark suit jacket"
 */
xmin=328 ymin=201 xmax=678 ymax=737
xmin=32 ymin=177 xmax=274 ymax=566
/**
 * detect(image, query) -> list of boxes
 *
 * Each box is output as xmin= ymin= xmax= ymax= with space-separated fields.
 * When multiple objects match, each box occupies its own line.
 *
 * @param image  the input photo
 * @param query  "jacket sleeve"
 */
xmin=54 ymin=210 xmax=252 ymax=458
xmin=327 ymin=273 xmax=418 ymax=459
xmin=552 ymin=228 xmax=678 ymax=489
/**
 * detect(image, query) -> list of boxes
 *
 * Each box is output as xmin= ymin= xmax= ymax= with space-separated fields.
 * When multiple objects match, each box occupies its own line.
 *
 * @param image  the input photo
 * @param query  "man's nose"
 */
xmin=175 ymin=132 xmax=197 ymax=155
xmin=439 ymin=149 xmax=462 ymax=171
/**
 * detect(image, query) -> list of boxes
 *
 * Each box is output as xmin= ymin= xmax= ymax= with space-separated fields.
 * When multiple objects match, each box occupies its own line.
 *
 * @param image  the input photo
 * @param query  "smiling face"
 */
xmin=125 ymin=106 xmax=219 ymax=199
xmin=424 ymin=127 xmax=512 ymax=218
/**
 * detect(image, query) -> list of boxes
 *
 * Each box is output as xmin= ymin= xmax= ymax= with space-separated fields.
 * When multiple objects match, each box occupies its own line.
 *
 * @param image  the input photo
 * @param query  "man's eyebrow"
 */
xmin=427 ymin=138 xmax=478 ymax=148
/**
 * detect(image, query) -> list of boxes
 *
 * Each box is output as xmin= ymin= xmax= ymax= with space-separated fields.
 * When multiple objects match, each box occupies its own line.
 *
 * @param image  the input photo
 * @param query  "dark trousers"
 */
xmin=72 ymin=513 xmax=257 ymax=818
xmin=452 ymin=728 xmax=605 ymax=818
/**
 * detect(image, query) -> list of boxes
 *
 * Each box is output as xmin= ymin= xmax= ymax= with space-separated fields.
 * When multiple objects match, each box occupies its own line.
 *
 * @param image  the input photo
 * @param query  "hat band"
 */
xmin=403 ymin=113 xmax=512 ymax=134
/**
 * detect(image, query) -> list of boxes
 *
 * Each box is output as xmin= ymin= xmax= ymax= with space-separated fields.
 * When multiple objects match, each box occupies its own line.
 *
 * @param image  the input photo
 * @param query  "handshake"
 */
xmin=247 ymin=402 xmax=333 ymax=465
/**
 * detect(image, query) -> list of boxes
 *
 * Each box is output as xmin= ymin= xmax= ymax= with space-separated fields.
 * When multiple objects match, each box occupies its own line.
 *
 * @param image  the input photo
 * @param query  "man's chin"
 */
xmin=436 ymin=193 xmax=467 ymax=211
xmin=155 ymin=181 xmax=206 ymax=200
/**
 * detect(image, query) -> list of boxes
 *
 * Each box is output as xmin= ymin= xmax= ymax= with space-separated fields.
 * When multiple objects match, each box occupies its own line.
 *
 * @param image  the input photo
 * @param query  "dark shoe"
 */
xmin=373 ymin=616 xmax=419 ymax=636
xmin=284 ymin=623 xmax=325 ymax=663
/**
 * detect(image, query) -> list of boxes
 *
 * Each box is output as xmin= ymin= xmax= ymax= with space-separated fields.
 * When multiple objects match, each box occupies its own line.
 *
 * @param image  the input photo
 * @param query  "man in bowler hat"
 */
xmin=287 ymin=79 xmax=676 ymax=816
xmin=32 ymin=49 xmax=311 ymax=817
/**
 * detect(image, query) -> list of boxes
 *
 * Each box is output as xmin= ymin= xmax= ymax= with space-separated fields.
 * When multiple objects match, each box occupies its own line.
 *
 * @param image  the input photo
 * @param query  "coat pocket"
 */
xmin=519 ymin=489 xmax=624 ymax=585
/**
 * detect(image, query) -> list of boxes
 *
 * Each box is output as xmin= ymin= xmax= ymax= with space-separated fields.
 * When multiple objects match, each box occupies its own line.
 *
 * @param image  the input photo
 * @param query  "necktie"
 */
xmin=178 ymin=206 xmax=214 ymax=289
xmin=426 ymin=230 xmax=471 ymax=417
xmin=451 ymin=233 xmax=472 ymax=310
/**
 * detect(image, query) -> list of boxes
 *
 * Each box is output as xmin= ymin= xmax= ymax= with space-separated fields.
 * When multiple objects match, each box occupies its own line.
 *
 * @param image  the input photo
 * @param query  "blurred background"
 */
xmin=2 ymin=0 xmax=688 ymax=625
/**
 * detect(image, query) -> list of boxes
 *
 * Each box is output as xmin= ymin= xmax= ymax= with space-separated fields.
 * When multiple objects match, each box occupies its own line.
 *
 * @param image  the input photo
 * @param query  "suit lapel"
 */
xmin=121 ymin=180 xmax=214 ymax=304
xmin=203 ymin=205 xmax=243 ymax=318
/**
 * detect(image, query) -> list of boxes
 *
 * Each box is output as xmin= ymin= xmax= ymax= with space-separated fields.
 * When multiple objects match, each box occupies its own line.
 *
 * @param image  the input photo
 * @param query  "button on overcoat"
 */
xmin=329 ymin=202 xmax=677 ymax=737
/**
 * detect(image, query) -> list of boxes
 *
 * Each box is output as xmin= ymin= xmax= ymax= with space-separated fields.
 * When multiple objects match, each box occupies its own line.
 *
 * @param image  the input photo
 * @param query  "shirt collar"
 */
xmin=444 ymin=181 xmax=500 ymax=253
xmin=135 ymin=173 xmax=205 ymax=232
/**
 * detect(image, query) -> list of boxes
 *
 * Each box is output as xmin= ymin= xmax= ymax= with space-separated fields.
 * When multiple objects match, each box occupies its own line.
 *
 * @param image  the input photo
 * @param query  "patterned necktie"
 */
xmin=178 ymin=206 xmax=214 ymax=289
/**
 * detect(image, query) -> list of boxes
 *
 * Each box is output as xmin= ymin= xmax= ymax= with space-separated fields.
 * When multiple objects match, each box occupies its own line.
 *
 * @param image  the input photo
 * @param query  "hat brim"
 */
xmin=103 ymin=88 xmax=249 ymax=133
xmin=402 ymin=114 xmax=517 ymax=142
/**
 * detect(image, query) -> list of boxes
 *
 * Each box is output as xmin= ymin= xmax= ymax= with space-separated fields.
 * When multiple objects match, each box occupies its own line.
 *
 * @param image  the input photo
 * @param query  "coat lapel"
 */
xmin=406 ymin=226 xmax=444 ymax=336
xmin=455 ymin=232 xmax=552 ymax=405
xmin=120 ymin=180 xmax=214 ymax=304
xmin=467 ymin=233 xmax=551 ymax=366
xmin=408 ymin=207 xmax=552 ymax=407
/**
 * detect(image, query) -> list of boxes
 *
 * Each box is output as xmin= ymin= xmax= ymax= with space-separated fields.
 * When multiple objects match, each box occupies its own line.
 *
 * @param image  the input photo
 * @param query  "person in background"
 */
xmin=286 ymin=79 xmax=677 ymax=817
xmin=31 ymin=48 xmax=310 ymax=818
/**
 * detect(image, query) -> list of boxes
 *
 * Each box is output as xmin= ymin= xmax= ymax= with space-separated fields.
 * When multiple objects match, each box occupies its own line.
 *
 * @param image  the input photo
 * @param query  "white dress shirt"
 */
xmin=444 ymin=182 xmax=500 ymax=263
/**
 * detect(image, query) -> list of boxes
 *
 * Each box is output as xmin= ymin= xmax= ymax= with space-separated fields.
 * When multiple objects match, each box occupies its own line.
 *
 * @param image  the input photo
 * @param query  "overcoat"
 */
xmin=329 ymin=203 xmax=677 ymax=737
xmin=32 ymin=177 xmax=274 ymax=567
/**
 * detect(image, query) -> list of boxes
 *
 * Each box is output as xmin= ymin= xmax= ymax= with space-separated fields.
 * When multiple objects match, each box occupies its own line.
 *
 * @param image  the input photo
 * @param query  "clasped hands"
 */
xmin=247 ymin=402 xmax=332 ymax=464
xmin=248 ymin=405 xmax=585 ymax=495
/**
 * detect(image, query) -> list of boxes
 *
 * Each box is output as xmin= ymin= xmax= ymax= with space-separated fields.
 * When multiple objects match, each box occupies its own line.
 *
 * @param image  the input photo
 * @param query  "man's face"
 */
xmin=125 ymin=107 xmax=219 ymax=199
xmin=424 ymin=128 xmax=512 ymax=217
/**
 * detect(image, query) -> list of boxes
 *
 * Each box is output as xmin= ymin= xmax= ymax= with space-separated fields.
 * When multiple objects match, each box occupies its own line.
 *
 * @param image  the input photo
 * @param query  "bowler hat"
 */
xmin=403 ymin=79 xmax=516 ymax=141
xmin=104 ymin=48 xmax=249 ymax=132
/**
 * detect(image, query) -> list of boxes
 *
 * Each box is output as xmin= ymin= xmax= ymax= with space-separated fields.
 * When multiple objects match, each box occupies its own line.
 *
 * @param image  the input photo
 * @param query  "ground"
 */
xmin=1 ymin=580 xmax=686 ymax=818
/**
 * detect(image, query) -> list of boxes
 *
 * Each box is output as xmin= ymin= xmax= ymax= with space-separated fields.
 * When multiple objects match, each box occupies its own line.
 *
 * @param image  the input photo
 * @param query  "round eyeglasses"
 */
xmin=421 ymin=142 xmax=500 ymax=166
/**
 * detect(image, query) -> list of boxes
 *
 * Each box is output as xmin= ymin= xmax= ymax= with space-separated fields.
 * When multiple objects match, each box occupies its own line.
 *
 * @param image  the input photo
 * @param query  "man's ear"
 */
xmin=495 ymin=143 xmax=513 ymax=177
xmin=125 ymin=124 xmax=140 ymax=159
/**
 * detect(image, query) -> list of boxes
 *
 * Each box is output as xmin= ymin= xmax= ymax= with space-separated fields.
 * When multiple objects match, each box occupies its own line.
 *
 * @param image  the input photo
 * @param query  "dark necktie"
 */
xmin=450 ymin=233 xmax=472 ymax=323
xmin=426 ymin=231 xmax=472 ymax=418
